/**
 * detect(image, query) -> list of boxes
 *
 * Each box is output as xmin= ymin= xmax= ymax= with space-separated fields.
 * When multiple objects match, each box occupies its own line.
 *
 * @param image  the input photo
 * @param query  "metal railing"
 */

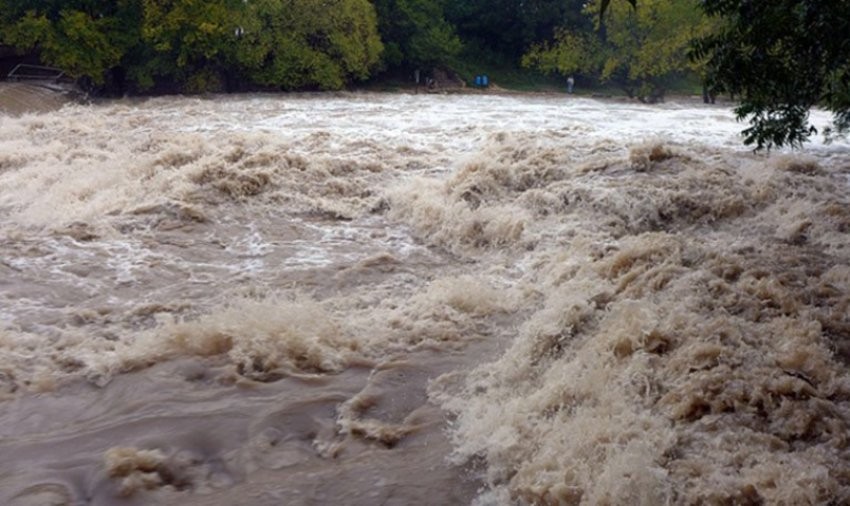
xmin=6 ymin=64 xmax=65 ymax=82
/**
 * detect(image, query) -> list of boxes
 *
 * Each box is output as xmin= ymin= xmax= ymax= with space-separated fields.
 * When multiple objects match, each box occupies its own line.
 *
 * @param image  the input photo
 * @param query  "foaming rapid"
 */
xmin=423 ymin=138 xmax=850 ymax=504
xmin=0 ymin=93 xmax=848 ymax=505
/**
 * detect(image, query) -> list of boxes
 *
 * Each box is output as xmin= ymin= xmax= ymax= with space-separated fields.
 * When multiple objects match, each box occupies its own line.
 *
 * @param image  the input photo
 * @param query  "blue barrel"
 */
xmin=474 ymin=75 xmax=482 ymax=87
xmin=482 ymin=75 xmax=489 ymax=87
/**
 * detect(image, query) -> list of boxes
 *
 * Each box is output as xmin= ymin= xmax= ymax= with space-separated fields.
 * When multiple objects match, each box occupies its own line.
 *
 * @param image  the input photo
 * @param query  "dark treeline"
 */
xmin=0 ymin=0 xmax=701 ymax=97
xmin=2 ymin=0 xmax=848 ymax=148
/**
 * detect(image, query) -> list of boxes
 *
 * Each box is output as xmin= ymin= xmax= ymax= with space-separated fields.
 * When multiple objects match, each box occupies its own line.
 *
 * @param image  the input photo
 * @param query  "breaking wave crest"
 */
xmin=419 ymin=135 xmax=850 ymax=504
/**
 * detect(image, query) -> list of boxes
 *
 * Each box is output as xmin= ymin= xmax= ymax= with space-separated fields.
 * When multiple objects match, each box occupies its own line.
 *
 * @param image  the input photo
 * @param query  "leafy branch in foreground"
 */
xmin=693 ymin=0 xmax=850 ymax=149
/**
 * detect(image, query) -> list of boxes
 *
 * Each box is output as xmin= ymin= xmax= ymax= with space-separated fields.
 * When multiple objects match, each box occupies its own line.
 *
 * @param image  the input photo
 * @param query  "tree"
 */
xmin=238 ymin=0 xmax=383 ymax=91
xmin=0 ymin=0 xmax=142 ymax=85
xmin=372 ymin=0 xmax=461 ymax=69
xmin=137 ymin=0 xmax=248 ymax=91
xmin=693 ymin=0 xmax=850 ymax=148
xmin=445 ymin=0 xmax=589 ymax=61
xmin=0 ymin=0 xmax=383 ymax=93
xmin=134 ymin=0 xmax=382 ymax=92
xmin=523 ymin=0 xmax=708 ymax=102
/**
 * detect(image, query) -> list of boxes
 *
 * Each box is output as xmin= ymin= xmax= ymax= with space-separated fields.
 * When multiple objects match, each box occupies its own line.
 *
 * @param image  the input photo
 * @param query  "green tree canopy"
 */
xmin=136 ymin=0 xmax=248 ymax=91
xmin=373 ymin=0 xmax=461 ymax=69
xmin=523 ymin=0 xmax=708 ymax=101
xmin=694 ymin=0 xmax=850 ymax=148
xmin=0 ymin=0 xmax=383 ymax=92
xmin=240 ymin=0 xmax=383 ymax=90
xmin=137 ymin=0 xmax=382 ymax=92
xmin=0 ymin=0 xmax=141 ymax=84
xmin=445 ymin=0 xmax=588 ymax=61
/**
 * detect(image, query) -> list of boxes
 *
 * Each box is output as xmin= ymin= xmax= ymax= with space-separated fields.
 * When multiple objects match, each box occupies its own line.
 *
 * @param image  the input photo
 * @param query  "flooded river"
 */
xmin=1 ymin=91 xmax=849 ymax=505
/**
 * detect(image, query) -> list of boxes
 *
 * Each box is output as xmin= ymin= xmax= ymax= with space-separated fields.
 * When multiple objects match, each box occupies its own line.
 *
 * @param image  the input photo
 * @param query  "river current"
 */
xmin=1 ymin=90 xmax=849 ymax=505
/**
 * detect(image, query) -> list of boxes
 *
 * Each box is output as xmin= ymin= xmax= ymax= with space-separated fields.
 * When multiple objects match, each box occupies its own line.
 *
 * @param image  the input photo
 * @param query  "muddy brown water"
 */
xmin=1 ymin=92 xmax=849 ymax=505
xmin=0 ymin=82 xmax=74 ymax=116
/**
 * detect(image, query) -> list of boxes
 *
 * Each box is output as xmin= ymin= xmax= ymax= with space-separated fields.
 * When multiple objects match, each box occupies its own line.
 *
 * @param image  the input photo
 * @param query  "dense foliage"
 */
xmin=694 ymin=0 xmax=850 ymax=148
xmin=0 ymin=0 xmax=142 ymax=85
xmin=523 ymin=0 xmax=710 ymax=102
xmin=373 ymin=0 xmax=461 ymax=69
xmin=238 ymin=0 xmax=383 ymax=90
xmin=1 ymin=0 xmax=848 ymax=147
xmin=0 ymin=0 xmax=592 ymax=92
xmin=0 ymin=0 xmax=383 ymax=92
xmin=445 ymin=0 xmax=588 ymax=60
xmin=0 ymin=0 xmax=710 ymax=95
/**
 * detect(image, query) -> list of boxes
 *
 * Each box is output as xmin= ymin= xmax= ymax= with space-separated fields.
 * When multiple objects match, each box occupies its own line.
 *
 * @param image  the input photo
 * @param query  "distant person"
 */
xmin=702 ymin=85 xmax=716 ymax=104
xmin=567 ymin=76 xmax=575 ymax=94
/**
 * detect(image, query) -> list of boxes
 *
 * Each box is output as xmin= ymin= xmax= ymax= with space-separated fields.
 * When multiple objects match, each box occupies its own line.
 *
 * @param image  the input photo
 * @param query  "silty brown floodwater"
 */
xmin=1 ymin=89 xmax=849 ymax=505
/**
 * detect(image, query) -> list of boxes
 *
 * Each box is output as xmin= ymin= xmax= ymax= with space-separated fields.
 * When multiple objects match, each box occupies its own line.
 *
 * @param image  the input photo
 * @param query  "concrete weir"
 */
xmin=0 ymin=82 xmax=80 ymax=116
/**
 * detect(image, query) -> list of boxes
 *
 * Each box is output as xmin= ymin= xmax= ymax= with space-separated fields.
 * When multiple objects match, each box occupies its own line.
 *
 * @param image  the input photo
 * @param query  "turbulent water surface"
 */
xmin=0 ymin=83 xmax=76 ymax=117
xmin=1 ymin=91 xmax=849 ymax=505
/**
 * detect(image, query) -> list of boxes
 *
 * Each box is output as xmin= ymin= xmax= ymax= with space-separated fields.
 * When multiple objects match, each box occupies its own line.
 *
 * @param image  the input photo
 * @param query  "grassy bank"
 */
xmin=361 ymin=49 xmax=705 ymax=99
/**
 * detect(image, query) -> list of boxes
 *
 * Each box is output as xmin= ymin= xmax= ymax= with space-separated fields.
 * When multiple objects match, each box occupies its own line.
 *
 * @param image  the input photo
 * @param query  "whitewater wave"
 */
xmin=1 ymin=93 xmax=848 ymax=505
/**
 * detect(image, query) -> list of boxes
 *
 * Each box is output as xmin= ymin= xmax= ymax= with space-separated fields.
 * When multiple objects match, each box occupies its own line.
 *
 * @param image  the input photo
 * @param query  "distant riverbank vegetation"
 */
xmin=2 ymin=0 xmax=848 ymax=148
xmin=0 ymin=0 xmax=706 ymax=97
